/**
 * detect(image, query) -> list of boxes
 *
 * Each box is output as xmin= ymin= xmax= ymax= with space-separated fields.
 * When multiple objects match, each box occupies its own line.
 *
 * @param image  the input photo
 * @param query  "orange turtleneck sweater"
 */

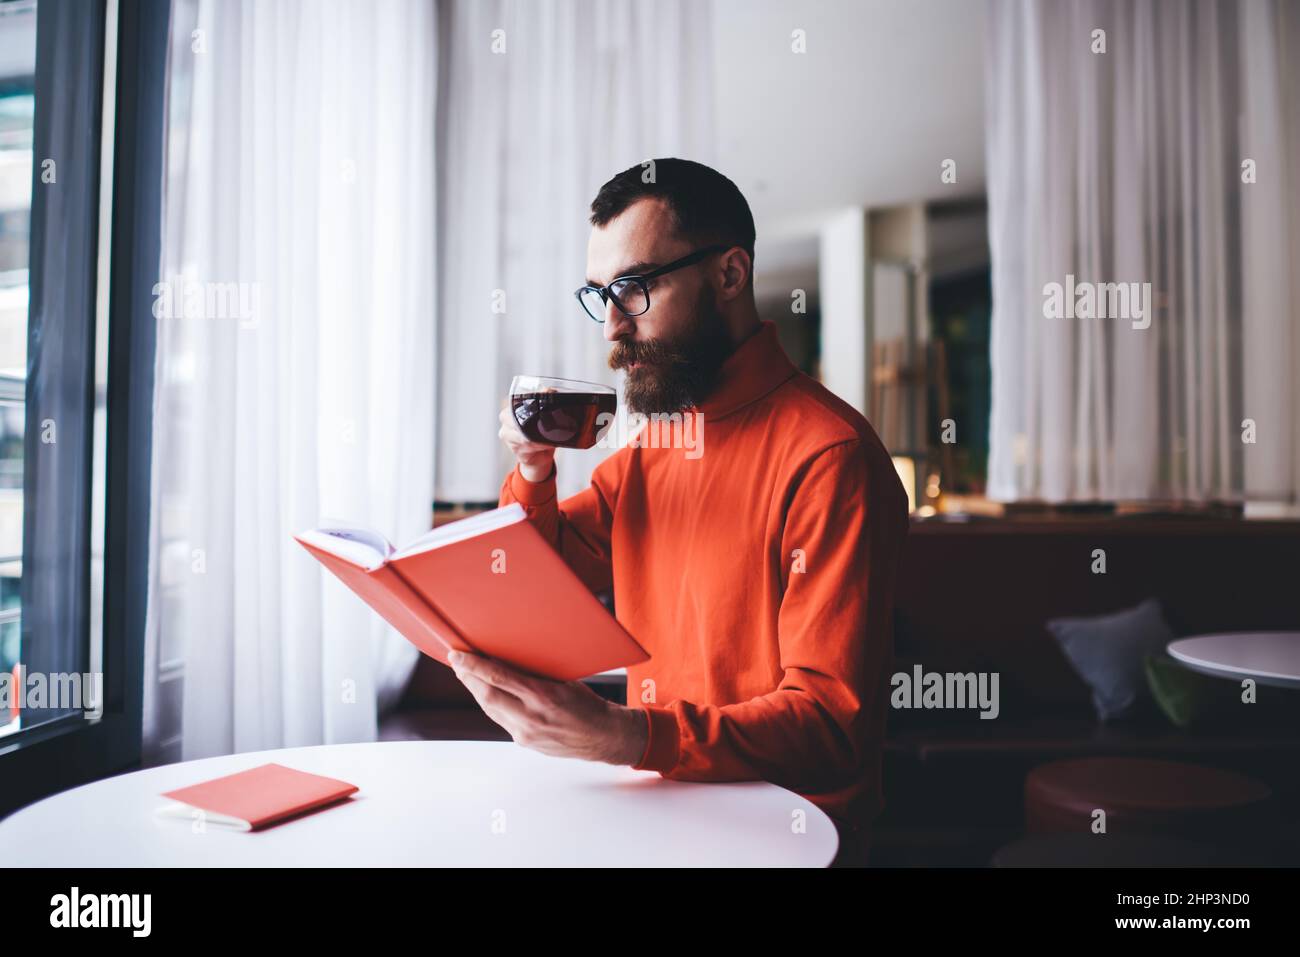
xmin=499 ymin=319 xmax=908 ymax=848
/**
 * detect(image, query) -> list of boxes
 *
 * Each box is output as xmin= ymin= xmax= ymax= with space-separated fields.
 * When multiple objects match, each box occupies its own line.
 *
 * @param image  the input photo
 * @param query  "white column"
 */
xmin=818 ymin=207 xmax=871 ymax=415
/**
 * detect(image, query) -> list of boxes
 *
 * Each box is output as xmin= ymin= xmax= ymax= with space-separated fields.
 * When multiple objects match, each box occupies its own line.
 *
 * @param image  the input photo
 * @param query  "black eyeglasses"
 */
xmin=574 ymin=245 xmax=729 ymax=323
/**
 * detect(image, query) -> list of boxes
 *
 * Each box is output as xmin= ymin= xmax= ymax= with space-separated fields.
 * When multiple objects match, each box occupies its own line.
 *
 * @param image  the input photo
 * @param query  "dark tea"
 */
xmin=512 ymin=390 xmax=617 ymax=449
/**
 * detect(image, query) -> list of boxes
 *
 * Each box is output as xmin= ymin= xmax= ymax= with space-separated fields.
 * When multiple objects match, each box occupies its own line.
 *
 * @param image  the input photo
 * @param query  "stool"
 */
xmin=1024 ymin=757 xmax=1272 ymax=841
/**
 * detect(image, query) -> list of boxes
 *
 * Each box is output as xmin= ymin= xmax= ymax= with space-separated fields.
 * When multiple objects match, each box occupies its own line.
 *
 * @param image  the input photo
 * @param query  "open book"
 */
xmin=294 ymin=503 xmax=648 ymax=681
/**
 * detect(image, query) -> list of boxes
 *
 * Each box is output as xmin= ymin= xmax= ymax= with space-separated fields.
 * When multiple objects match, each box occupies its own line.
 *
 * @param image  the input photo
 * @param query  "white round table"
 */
xmin=0 ymin=740 xmax=838 ymax=867
xmin=1167 ymin=632 xmax=1300 ymax=689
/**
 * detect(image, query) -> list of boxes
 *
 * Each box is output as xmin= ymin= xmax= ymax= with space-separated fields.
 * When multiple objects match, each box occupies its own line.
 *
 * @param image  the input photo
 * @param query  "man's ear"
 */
xmin=717 ymin=246 xmax=752 ymax=301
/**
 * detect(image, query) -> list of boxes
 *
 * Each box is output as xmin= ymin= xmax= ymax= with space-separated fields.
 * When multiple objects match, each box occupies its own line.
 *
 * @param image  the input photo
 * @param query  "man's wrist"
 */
xmin=518 ymin=457 xmax=555 ymax=484
xmin=608 ymin=704 xmax=649 ymax=766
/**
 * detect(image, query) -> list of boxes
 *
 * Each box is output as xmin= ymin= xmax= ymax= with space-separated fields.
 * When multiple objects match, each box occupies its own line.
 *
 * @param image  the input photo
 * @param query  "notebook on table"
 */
xmin=156 ymin=763 xmax=359 ymax=831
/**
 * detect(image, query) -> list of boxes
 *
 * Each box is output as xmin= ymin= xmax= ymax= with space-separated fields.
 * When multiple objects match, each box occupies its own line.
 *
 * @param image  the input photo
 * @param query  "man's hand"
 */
xmin=498 ymin=404 xmax=556 ymax=484
xmin=448 ymin=650 xmax=648 ymax=766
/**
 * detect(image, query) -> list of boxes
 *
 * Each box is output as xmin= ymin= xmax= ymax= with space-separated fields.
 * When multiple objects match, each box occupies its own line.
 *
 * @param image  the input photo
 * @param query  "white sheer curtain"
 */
xmin=144 ymin=0 xmax=436 ymax=763
xmin=985 ymin=0 xmax=1300 ymax=504
xmin=436 ymin=0 xmax=716 ymax=502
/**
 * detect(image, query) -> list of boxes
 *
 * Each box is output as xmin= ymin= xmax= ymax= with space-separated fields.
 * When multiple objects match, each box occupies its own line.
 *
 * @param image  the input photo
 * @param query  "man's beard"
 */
xmin=607 ymin=288 xmax=735 ymax=414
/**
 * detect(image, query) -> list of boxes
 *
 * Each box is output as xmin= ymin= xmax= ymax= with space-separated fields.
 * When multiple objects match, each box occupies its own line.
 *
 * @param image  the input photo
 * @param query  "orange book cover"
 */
xmin=294 ymin=503 xmax=648 ymax=680
xmin=160 ymin=763 xmax=359 ymax=830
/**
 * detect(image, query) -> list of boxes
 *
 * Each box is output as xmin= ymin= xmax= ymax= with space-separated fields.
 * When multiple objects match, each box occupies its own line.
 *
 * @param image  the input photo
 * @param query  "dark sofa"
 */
xmin=878 ymin=518 xmax=1300 ymax=865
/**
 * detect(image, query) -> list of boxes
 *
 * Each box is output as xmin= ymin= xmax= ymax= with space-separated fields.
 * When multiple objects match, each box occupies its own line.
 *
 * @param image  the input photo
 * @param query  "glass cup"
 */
xmin=508 ymin=375 xmax=617 ymax=450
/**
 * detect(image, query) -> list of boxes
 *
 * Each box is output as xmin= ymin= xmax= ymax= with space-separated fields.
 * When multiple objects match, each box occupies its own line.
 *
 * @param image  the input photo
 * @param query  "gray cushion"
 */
xmin=1047 ymin=599 xmax=1175 ymax=723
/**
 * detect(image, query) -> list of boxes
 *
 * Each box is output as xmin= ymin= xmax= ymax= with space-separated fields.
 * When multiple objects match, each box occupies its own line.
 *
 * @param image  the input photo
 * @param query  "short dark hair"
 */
xmin=589 ymin=158 xmax=756 ymax=267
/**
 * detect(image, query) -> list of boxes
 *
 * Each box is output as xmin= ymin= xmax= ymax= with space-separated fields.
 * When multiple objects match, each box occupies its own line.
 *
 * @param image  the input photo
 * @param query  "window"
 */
xmin=0 ymin=2 xmax=36 ymax=739
xmin=0 ymin=0 xmax=165 ymax=817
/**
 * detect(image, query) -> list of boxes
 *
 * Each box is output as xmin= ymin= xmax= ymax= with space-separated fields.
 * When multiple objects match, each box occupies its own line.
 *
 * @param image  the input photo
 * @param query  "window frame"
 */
xmin=0 ymin=0 xmax=167 ymax=818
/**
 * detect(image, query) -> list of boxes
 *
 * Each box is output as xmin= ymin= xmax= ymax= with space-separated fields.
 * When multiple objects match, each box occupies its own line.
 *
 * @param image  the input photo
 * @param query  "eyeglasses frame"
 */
xmin=574 ymin=244 xmax=731 ymax=323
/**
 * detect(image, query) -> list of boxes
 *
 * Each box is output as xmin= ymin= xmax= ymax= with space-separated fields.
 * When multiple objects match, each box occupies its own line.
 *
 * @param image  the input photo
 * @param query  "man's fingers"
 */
xmin=499 ymin=415 xmax=532 ymax=450
xmin=458 ymin=672 xmax=527 ymax=725
xmin=498 ymin=409 xmax=517 ymax=439
xmin=452 ymin=651 xmax=544 ymax=704
xmin=498 ymin=406 xmax=558 ymax=464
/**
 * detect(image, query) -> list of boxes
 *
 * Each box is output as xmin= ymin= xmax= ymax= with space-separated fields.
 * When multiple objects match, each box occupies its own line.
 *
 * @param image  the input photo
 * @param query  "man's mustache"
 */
xmin=608 ymin=338 xmax=686 ymax=371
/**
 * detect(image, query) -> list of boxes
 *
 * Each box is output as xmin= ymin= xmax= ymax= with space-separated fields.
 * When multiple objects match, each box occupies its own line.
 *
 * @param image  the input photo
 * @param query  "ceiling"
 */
xmin=710 ymin=0 xmax=988 ymax=290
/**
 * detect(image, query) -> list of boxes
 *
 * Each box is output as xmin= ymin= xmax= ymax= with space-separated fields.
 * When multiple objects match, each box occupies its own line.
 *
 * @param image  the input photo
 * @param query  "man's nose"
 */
xmin=602 ymin=302 xmax=635 ymax=342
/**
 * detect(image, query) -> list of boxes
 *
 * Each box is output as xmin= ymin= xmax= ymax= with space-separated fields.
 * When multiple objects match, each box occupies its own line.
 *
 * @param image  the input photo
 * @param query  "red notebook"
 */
xmin=293 ymin=503 xmax=648 ymax=681
xmin=158 ymin=763 xmax=358 ymax=831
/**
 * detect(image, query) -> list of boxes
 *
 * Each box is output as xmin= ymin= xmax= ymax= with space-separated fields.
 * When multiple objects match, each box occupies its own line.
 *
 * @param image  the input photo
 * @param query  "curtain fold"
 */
xmin=985 ymin=0 xmax=1299 ymax=504
xmin=435 ymin=0 xmax=717 ymax=503
xmin=144 ymin=0 xmax=436 ymax=763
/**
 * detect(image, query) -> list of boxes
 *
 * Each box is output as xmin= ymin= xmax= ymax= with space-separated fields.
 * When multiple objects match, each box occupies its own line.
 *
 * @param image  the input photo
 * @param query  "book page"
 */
xmin=296 ymin=528 xmax=393 ymax=570
xmin=154 ymin=802 xmax=252 ymax=831
xmin=391 ymin=503 xmax=525 ymax=560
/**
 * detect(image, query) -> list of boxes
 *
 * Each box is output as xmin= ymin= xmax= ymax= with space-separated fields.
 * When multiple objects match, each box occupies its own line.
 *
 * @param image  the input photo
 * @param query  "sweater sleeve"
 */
xmin=498 ymin=450 xmax=628 ymax=596
xmin=631 ymin=439 xmax=907 ymax=796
